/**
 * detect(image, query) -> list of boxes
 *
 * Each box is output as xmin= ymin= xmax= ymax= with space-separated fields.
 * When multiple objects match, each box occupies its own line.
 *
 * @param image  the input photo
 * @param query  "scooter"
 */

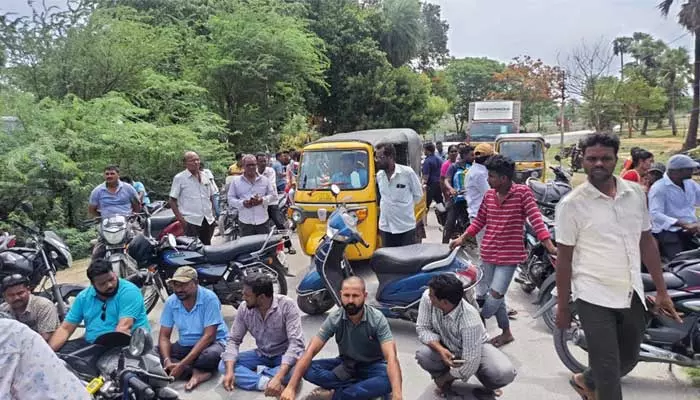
xmin=296 ymin=185 xmax=481 ymax=322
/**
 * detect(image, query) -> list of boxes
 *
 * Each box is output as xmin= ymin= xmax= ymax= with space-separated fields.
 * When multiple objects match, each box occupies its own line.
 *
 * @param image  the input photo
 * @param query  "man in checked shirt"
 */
xmin=415 ymin=274 xmax=516 ymax=397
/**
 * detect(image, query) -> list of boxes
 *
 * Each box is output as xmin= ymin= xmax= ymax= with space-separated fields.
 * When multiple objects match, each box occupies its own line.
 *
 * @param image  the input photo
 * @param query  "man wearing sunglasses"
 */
xmin=1 ymin=274 xmax=60 ymax=342
xmin=49 ymin=259 xmax=150 ymax=353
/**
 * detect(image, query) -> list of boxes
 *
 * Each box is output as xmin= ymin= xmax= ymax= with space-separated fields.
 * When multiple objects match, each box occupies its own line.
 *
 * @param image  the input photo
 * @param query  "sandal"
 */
xmin=569 ymin=374 xmax=595 ymax=400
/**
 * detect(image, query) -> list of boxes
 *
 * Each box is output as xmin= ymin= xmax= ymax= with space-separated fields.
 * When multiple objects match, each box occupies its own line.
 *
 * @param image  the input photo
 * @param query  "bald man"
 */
xmin=280 ymin=277 xmax=403 ymax=400
xmin=228 ymin=155 xmax=277 ymax=237
xmin=170 ymin=151 xmax=218 ymax=245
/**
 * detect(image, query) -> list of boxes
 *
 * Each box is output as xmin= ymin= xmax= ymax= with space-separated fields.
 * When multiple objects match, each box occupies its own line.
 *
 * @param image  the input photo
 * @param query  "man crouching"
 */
xmin=415 ymin=274 xmax=516 ymax=398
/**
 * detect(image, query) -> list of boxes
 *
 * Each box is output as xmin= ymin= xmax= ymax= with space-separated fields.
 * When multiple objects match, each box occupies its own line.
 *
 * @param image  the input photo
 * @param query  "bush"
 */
xmin=54 ymin=227 xmax=96 ymax=261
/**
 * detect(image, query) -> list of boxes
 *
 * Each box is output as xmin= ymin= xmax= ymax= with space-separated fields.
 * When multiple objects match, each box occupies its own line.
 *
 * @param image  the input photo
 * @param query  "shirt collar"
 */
xmin=581 ymin=176 xmax=633 ymax=199
xmin=101 ymin=181 xmax=124 ymax=192
xmin=172 ymin=286 xmax=205 ymax=310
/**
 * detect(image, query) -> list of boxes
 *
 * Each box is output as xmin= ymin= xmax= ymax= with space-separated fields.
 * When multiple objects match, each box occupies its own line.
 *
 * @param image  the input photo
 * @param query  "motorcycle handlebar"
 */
xmin=124 ymin=373 xmax=156 ymax=399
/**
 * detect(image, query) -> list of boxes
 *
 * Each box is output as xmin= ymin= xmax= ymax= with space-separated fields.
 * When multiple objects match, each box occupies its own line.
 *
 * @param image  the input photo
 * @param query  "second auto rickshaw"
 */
xmin=495 ymin=133 xmax=549 ymax=183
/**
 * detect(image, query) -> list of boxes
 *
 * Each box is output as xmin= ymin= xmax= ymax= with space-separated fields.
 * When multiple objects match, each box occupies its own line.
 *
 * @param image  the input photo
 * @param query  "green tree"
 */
xmin=581 ymin=76 xmax=622 ymax=131
xmin=613 ymin=36 xmax=634 ymax=80
xmin=415 ymin=1 xmax=450 ymax=72
xmin=659 ymin=0 xmax=700 ymax=149
xmin=660 ymin=47 xmax=692 ymax=135
xmin=377 ymin=0 xmax=423 ymax=67
xmin=617 ymin=73 xmax=668 ymax=137
xmin=445 ymin=57 xmax=505 ymax=132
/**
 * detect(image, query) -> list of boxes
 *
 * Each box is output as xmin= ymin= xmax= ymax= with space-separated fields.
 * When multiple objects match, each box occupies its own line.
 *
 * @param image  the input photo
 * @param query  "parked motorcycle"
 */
xmin=296 ymin=185 xmax=482 ymax=321
xmin=534 ymin=266 xmax=700 ymax=374
xmin=218 ymin=194 xmax=240 ymax=243
xmin=515 ymin=217 xmax=557 ymax=295
xmin=526 ymin=161 xmax=572 ymax=219
xmin=0 ymin=218 xmax=82 ymax=319
xmin=127 ymin=230 xmax=289 ymax=308
xmin=0 ymin=231 xmax=16 ymax=250
xmin=60 ymin=328 xmax=179 ymax=399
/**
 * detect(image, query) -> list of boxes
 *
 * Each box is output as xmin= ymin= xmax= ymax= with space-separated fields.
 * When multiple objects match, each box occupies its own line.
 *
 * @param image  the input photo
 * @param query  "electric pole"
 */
xmin=559 ymin=69 xmax=566 ymax=160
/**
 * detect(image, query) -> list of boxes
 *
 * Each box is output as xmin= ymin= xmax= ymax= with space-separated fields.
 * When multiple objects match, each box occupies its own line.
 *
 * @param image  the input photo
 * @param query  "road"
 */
xmin=57 ymin=214 xmax=699 ymax=400
xmin=544 ymin=130 xmax=594 ymax=146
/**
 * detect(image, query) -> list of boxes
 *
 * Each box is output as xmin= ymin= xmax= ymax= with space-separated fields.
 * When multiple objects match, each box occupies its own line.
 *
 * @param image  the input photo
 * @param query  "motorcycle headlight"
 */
xmin=530 ymin=170 xmax=540 ymax=179
xmin=103 ymin=229 xmax=126 ymax=245
xmin=128 ymin=327 xmax=152 ymax=356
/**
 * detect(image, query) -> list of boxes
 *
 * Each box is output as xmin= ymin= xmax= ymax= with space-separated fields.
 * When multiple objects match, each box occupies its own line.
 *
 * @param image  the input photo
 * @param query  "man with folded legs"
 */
xmin=157 ymin=267 xmax=227 ymax=391
xmin=280 ymin=276 xmax=403 ymax=400
xmin=415 ymin=274 xmax=516 ymax=398
xmin=220 ymin=274 xmax=305 ymax=397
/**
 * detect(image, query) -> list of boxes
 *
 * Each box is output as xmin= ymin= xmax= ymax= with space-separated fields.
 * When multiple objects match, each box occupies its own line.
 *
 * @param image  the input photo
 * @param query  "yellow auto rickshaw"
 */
xmin=290 ymin=129 xmax=427 ymax=261
xmin=495 ymin=133 xmax=549 ymax=183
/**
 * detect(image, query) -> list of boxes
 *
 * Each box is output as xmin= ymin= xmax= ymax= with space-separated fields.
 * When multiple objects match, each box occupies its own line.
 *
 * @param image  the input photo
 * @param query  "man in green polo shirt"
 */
xmin=280 ymin=277 xmax=403 ymax=400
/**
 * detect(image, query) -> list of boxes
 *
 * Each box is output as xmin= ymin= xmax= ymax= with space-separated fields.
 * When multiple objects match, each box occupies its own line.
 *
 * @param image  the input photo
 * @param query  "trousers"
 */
xmin=217 ymin=349 xmax=293 ymax=391
xmin=477 ymin=263 xmax=517 ymax=330
xmin=156 ymin=341 xmax=224 ymax=376
xmin=303 ymin=358 xmax=391 ymax=400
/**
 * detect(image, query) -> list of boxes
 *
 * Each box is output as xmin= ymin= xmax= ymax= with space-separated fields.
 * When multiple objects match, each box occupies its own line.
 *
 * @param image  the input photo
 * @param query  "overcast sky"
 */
xmin=2 ymin=0 xmax=694 ymax=66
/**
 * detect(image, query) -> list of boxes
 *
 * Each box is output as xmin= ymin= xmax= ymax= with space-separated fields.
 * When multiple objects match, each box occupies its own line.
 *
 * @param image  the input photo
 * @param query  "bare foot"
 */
xmin=472 ymin=387 xmax=504 ymax=399
xmin=433 ymin=372 xmax=456 ymax=397
xmin=304 ymin=388 xmax=334 ymax=400
xmin=489 ymin=333 xmax=514 ymax=348
xmin=184 ymin=369 xmax=212 ymax=391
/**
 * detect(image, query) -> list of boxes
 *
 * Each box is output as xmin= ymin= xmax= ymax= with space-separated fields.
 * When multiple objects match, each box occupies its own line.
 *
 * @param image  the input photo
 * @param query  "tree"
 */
xmin=613 ymin=36 xmax=633 ymax=80
xmin=659 ymin=0 xmax=700 ymax=149
xmin=489 ymin=56 xmax=561 ymax=130
xmin=445 ymin=57 xmax=504 ymax=132
xmin=659 ymin=47 xmax=692 ymax=135
xmin=415 ymin=1 xmax=450 ymax=72
xmin=580 ymin=76 xmax=622 ymax=131
xmin=617 ymin=73 xmax=668 ymax=137
xmin=377 ymin=0 xmax=424 ymax=67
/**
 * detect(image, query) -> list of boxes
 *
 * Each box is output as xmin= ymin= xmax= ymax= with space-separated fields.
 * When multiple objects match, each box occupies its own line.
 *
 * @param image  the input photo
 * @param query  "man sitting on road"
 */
xmin=280 ymin=276 xmax=403 ymax=400
xmin=49 ymin=259 xmax=150 ymax=353
xmin=220 ymin=274 xmax=305 ymax=396
xmin=415 ymin=274 xmax=516 ymax=398
xmin=157 ymin=267 xmax=227 ymax=391
xmin=1 ymin=274 xmax=60 ymax=342
xmin=648 ymin=154 xmax=700 ymax=260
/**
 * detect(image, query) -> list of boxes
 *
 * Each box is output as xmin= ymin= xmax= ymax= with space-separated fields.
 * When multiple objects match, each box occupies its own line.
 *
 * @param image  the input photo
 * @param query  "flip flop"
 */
xmin=568 ymin=376 xmax=593 ymax=400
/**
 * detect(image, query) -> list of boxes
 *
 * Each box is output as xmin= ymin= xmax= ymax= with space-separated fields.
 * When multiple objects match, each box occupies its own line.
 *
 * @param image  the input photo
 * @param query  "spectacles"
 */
xmin=100 ymin=301 xmax=107 ymax=321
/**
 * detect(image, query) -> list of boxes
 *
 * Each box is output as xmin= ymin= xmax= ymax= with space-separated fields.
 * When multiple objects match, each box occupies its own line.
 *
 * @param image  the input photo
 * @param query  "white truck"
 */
xmin=467 ymin=100 xmax=522 ymax=143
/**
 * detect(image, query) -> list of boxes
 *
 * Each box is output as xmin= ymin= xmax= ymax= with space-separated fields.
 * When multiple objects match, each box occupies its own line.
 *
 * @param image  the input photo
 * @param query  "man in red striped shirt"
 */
xmin=450 ymin=155 xmax=556 ymax=347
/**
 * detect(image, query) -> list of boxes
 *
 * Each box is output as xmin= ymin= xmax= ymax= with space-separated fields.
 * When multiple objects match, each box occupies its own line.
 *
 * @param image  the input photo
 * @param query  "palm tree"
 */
xmin=613 ymin=37 xmax=633 ymax=80
xmin=378 ymin=0 xmax=424 ymax=67
xmin=660 ymin=47 xmax=692 ymax=135
xmin=659 ymin=0 xmax=700 ymax=149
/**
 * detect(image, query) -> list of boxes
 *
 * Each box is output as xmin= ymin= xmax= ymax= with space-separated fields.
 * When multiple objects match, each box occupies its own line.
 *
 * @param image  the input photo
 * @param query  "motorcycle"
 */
xmin=218 ymin=195 xmax=240 ymax=243
xmin=0 ymin=231 xmax=16 ymax=250
xmin=0 ymin=218 xmax=82 ymax=319
xmin=562 ymin=143 xmax=583 ymax=172
xmin=515 ymin=217 xmax=557 ymax=295
xmin=526 ymin=161 xmax=572 ymax=219
xmin=296 ymin=184 xmax=482 ymax=321
xmin=534 ymin=266 xmax=700 ymax=374
xmin=127 ymin=229 xmax=289 ymax=308
xmin=60 ymin=328 xmax=179 ymax=399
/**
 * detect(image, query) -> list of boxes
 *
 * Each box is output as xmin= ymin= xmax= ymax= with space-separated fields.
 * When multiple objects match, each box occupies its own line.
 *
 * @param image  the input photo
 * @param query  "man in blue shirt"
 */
xmin=442 ymin=145 xmax=474 ymax=243
xmin=423 ymin=142 xmax=444 ymax=211
xmin=157 ymin=267 xmax=227 ymax=391
xmin=272 ymin=151 xmax=291 ymax=193
xmin=648 ymin=154 xmax=700 ymax=260
xmin=88 ymin=165 xmax=140 ymax=218
xmin=49 ymin=259 xmax=150 ymax=353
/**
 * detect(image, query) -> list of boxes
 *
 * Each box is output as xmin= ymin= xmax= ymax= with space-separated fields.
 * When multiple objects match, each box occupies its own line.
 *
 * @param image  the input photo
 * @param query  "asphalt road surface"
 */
xmin=58 ymin=213 xmax=699 ymax=399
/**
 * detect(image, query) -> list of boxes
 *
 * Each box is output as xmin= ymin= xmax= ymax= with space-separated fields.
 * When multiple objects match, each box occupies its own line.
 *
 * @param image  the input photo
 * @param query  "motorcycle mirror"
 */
xmin=544 ymin=142 xmax=551 ymax=150
xmin=330 ymin=184 xmax=341 ymax=197
xmin=554 ymin=154 xmax=561 ymax=162
xmin=167 ymin=233 xmax=177 ymax=249
xmin=128 ymin=327 xmax=153 ymax=357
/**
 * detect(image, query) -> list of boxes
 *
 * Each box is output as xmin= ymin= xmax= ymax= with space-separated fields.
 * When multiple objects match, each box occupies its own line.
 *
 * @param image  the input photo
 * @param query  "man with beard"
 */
xmin=375 ymin=143 xmax=423 ymax=247
xmin=1 ymin=274 xmax=59 ymax=341
xmin=554 ymin=133 xmax=680 ymax=400
xmin=49 ymin=259 xmax=150 ymax=353
xmin=220 ymin=274 xmax=304 ymax=396
xmin=157 ymin=267 xmax=227 ymax=391
xmin=280 ymin=277 xmax=403 ymax=400
xmin=648 ymin=154 xmax=700 ymax=260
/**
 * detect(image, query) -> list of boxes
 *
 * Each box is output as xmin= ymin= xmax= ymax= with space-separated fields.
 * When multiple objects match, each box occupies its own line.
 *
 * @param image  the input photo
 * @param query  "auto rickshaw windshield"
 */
xmin=298 ymin=150 xmax=370 ymax=190
xmin=499 ymin=141 xmax=544 ymax=162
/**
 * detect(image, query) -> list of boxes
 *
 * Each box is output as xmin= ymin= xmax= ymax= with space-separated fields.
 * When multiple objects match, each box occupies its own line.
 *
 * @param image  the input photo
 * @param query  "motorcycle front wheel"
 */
xmin=297 ymin=291 xmax=334 ymax=315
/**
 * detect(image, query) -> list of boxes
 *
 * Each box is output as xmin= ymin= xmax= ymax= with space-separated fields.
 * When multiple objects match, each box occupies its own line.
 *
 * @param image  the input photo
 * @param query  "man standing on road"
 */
xmin=450 ymin=155 xmax=556 ymax=347
xmin=422 ymin=142 xmax=444 ymax=211
xmin=280 ymin=276 xmax=403 ymax=400
xmin=220 ymin=274 xmax=305 ymax=396
xmin=555 ymin=132 xmax=680 ymax=400
xmin=273 ymin=151 xmax=291 ymax=193
xmin=464 ymin=143 xmax=494 ymax=250
xmin=157 ymin=267 xmax=227 ymax=391
xmin=648 ymin=154 xmax=700 ymax=260
xmin=442 ymin=145 xmax=474 ymax=243
xmin=1 ymin=274 xmax=60 ymax=341
xmin=258 ymin=152 xmax=296 ymax=254
xmin=88 ymin=165 xmax=141 ymax=218
xmin=49 ymin=259 xmax=150 ymax=353
xmin=228 ymin=154 xmax=277 ymax=236
xmin=375 ymin=143 xmax=423 ymax=247
xmin=415 ymin=274 xmax=516 ymax=398
xmin=169 ymin=151 xmax=217 ymax=245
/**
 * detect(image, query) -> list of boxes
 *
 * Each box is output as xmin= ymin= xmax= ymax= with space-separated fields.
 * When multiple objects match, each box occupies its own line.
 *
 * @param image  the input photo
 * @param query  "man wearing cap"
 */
xmin=1 ymin=274 xmax=60 ymax=341
xmin=648 ymin=154 xmax=700 ymax=260
xmin=157 ymin=266 xmax=228 ymax=391
xmin=644 ymin=163 xmax=666 ymax=191
xmin=464 ymin=143 xmax=494 ymax=249
xmin=442 ymin=145 xmax=474 ymax=243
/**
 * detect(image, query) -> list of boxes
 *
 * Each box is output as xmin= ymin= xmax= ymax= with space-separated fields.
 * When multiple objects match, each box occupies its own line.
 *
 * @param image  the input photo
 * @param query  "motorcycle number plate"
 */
xmin=86 ymin=376 xmax=105 ymax=394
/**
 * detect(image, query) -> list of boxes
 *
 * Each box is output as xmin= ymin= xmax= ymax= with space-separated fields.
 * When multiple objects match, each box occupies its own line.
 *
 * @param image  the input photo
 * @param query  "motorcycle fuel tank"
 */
xmin=0 ymin=250 xmax=35 ymax=276
xmin=161 ymin=249 xmax=205 ymax=267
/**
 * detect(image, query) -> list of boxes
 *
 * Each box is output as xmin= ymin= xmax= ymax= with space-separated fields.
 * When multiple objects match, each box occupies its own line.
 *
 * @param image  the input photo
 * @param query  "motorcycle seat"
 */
xmin=150 ymin=213 xmax=177 ymax=233
xmin=641 ymin=272 xmax=685 ymax=292
xmin=203 ymin=234 xmax=282 ymax=264
xmin=370 ymin=244 xmax=451 ymax=275
xmin=527 ymin=179 xmax=571 ymax=205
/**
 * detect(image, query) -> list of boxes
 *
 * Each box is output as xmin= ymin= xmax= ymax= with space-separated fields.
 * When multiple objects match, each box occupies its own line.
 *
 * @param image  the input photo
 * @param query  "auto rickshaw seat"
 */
xmin=370 ymin=244 xmax=451 ymax=274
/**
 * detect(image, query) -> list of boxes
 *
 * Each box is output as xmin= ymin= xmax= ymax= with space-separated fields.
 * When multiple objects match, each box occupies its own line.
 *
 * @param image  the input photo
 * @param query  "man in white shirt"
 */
xmin=375 ymin=143 xmax=423 ymax=247
xmin=169 ymin=151 xmax=217 ymax=245
xmin=555 ymin=132 xmax=680 ymax=400
xmin=228 ymin=155 xmax=277 ymax=236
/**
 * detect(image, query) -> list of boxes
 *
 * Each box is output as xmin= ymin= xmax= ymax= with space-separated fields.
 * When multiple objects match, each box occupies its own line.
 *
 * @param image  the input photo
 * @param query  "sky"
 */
xmin=2 ymin=0 xmax=694 ymax=66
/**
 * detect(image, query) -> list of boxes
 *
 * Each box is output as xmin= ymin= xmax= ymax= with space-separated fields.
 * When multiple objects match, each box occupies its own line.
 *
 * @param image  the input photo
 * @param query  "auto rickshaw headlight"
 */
xmin=317 ymin=208 xmax=328 ymax=222
xmin=348 ymin=208 xmax=368 ymax=223
xmin=530 ymin=170 xmax=540 ymax=179
xmin=291 ymin=209 xmax=303 ymax=224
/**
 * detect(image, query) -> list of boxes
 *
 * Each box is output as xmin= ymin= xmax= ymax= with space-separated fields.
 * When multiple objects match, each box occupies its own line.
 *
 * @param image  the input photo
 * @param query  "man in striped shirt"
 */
xmin=450 ymin=155 xmax=556 ymax=347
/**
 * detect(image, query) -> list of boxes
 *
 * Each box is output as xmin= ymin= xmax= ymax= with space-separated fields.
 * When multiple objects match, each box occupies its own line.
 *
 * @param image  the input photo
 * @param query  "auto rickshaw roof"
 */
xmin=313 ymin=129 xmax=423 ymax=174
xmin=495 ymin=133 xmax=545 ymax=141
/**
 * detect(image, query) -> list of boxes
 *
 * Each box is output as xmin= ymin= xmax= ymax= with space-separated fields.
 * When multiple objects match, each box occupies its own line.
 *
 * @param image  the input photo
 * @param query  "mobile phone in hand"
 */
xmin=452 ymin=359 xmax=465 ymax=367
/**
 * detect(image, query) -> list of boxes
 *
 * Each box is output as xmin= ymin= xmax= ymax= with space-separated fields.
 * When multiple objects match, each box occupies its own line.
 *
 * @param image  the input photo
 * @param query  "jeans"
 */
xmin=217 ymin=350 xmax=293 ymax=391
xmin=442 ymin=201 xmax=467 ymax=244
xmin=477 ymin=263 xmax=517 ymax=330
xmin=577 ymin=296 xmax=646 ymax=400
xmin=57 ymin=338 xmax=91 ymax=355
xmin=380 ymin=229 xmax=416 ymax=248
xmin=304 ymin=358 xmax=391 ymax=400
xmin=155 ymin=341 xmax=224 ymax=377
xmin=415 ymin=344 xmax=516 ymax=390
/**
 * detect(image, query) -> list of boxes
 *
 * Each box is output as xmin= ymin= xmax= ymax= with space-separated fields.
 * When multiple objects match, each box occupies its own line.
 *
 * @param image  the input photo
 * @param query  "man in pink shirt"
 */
xmin=439 ymin=145 xmax=459 ymax=199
